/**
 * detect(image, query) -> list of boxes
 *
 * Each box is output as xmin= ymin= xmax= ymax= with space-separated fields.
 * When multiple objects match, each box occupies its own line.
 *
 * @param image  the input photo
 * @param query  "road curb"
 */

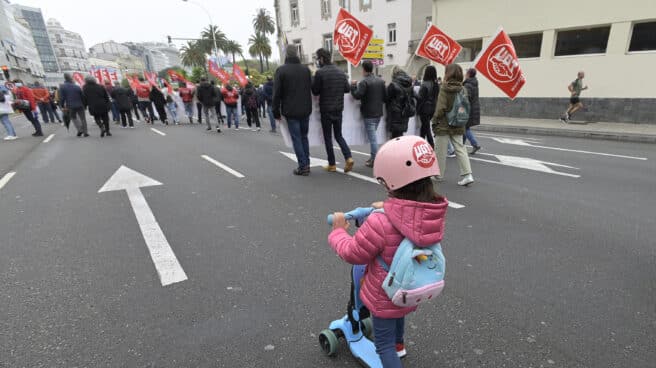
xmin=476 ymin=125 xmax=656 ymax=143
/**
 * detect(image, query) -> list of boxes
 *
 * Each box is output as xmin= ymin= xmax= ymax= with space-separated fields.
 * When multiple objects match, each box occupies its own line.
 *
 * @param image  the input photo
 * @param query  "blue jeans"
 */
xmin=110 ymin=101 xmax=119 ymax=121
xmin=364 ymin=117 xmax=380 ymax=160
xmin=287 ymin=117 xmax=310 ymax=169
xmin=266 ymin=105 xmax=276 ymax=131
xmin=184 ymin=102 xmax=194 ymax=119
xmin=372 ymin=316 xmax=405 ymax=368
xmin=0 ymin=114 xmax=16 ymax=136
xmin=226 ymin=106 xmax=238 ymax=128
xmin=463 ymin=128 xmax=480 ymax=147
xmin=167 ymin=103 xmax=178 ymax=123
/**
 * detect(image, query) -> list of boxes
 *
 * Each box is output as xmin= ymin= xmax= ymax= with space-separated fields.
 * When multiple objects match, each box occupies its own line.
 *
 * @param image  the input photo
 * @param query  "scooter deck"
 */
xmin=348 ymin=336 xmax=382 ymax=368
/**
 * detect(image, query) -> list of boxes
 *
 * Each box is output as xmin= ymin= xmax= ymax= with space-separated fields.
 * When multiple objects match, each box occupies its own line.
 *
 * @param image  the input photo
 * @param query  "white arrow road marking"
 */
xmin=470 ymin=153 xmax=581 ymax=178
xmin=99 ymin=165 xmax=187 ymax=286
xmin=42 ymin=134 xmax=55 ymax=143
xmin=201 ymin=155 xmax=245 ymax=178
xmin=280 ymin=152 xmax=465 ymax=209
xmin=491 ymin=137 xmax=647 ymax=161
xmin=151 ymin=128 xmax=166 ymax=136
xmin=0 ymin=171 xmax=16 ymax=190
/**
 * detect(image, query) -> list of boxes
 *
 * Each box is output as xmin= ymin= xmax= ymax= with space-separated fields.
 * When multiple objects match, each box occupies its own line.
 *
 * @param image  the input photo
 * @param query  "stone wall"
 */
xmin=479 ymin=98 xmax=656 ymax=124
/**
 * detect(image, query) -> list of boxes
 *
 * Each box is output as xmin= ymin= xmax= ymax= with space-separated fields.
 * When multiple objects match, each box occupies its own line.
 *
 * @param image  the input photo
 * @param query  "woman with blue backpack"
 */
xmin=432 ymin=63 xmax=475 ymax=186
xmin=329 ymin=136 xmax=449 ymax=368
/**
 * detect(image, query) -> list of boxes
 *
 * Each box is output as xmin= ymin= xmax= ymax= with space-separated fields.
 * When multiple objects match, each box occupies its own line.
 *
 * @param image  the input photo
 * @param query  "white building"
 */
xmin=430 ymin=0 xmax=656 ymax=123
xmin=47 ymin=19 xmax=89 ymax=75
xmin=275 ymin=0 xmax=432 ymax=79
xmin=89 ymin=41 xmax=131 ymax=61
xmin=0 ymin=0 xmax=45 ymax=84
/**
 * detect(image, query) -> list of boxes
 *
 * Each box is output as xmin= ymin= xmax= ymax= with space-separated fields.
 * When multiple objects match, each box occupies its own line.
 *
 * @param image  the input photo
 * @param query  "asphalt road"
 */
xmin=0 ymin=114 xmax=654 ymax=368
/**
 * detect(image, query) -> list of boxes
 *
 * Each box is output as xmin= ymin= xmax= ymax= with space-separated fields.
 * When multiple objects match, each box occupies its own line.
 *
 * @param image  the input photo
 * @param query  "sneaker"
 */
xmin=217 ymin=128 xmax=222 ymax=133
xmin=324 ymin=165 xmax=337 ymax=172
xmin=458 ymin=174 xmax=475 ymax=186
xmin=206 ymin=127 xmax=212 ymax=131
xmin=235 ymin=127 xmax=239 ymax=130
xmin=257 ymin=127 xmax=261 ymax=132
xmin=32 ymin=132 xmax=44 ymax=137
xmin=364 ymin=159 xmax=374 ymax=168
xmin=396 ymin=343 xmax=407 ymax=359
xmin=434 ymin=175 xmax=444 ymax=182
xmin=447 ymin=152 xmax=456 ymax=158
xmin=130 ymin=126 xmax=135 ymax=129
xmin=4 ymin=135 xmax=17 ymax=140
xmin=344 ymin=158 xmax=355 ymax=173
xmin=470 ymin=145 xmax=481 ymax=155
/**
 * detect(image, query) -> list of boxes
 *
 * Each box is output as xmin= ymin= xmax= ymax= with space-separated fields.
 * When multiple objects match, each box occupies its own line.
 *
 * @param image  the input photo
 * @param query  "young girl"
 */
xmin=329 ymin=136 xmax=449 ymax=368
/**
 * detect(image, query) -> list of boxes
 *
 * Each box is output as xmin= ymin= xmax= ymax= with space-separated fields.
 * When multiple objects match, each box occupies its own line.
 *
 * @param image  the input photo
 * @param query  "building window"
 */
xmin=629 ymin=21 xmax=656 ymax=52
xmin=292 ymin=40 xmax=304 ymax=62
xmin=321 ymin=0 xmax=331 ymax=19
xmin=55 ymin=34 xmax=62 ymax=43
xmin=59 ymin=48 xmax=66 ymax=57
xmin=338 ymin=0 xmax=349 ymax=11
xmin=323 ymin=34 xmax=333 ymax=53
xmin=387 ymin=23 xmax=397 ymax=44
xmin=290 ymin=1 xmax=299 ymax=26
xmin=555 ymin=26 xmax=611 ymax=56
xmin=454 ymin=39 xmax=482 ymax=62
xmin=510 ymin=33 xmax=543 ymax=58
xmin=360 ymin=0 xmax=372 ymax=11
xmin=425 ymin=16 xmax=432 ymax=29
xmin=63 ymin=61 xmax=70 ymax=69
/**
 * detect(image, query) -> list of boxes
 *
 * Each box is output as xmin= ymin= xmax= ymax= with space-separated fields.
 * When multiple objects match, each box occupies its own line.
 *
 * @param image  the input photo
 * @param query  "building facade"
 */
xmin=124 ymin=42 xmax=181 ymax=72
xmin=275 ymin=0 xmax=432 ymax=79
xmin=89 ymin=41 xmax=131 ymax=61
xmin=0 ymin=0 xmax=45 ymax=84
xmin=12 ymin=4 xmax=59 ymax=85
xmin=431 ymin=0 xmax=656 ymax=123
xmin=47 ymin=19 xmax=89 ymax=76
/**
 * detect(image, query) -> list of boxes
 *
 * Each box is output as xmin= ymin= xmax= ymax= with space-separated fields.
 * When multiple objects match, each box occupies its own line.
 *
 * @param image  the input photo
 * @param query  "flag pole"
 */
xmin=347 ymin=62 xmax=352 ymax=81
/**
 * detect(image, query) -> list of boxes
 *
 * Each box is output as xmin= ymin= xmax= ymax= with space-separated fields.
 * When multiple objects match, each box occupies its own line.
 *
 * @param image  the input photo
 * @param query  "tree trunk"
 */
xmin=231 ymin=52 xmax=236 ymax=65
xmin=259 ymin=54 xmax=264 ymax=73
xmin=265 ymin=56 xmax=269 ymax=71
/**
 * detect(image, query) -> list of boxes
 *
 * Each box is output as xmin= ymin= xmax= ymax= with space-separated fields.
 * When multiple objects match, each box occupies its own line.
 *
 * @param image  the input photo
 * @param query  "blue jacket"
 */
xmin=262 ymin=80 xmax=274 ymax=105
xmin=59 ymin=81 xmax=86 ymax=109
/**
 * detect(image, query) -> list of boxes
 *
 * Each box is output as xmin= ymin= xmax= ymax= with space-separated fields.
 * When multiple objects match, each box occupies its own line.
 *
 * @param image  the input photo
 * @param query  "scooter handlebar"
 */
xmin=327 ymin=207 xmax=375 ymax=226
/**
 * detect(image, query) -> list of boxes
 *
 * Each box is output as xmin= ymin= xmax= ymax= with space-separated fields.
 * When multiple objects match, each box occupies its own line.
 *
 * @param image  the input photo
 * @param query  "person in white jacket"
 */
xmin=0 ymin=86 xmax=17 ymax=140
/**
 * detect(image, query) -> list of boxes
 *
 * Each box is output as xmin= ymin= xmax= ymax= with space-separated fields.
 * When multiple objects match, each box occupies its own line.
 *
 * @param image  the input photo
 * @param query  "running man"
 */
xmin=561 ymin=71 xmax=588 ymax=123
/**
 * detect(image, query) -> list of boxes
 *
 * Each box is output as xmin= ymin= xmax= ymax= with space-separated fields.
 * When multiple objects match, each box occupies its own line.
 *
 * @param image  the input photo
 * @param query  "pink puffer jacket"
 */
xmin=328 ymin=196 xmax=448 ymax=319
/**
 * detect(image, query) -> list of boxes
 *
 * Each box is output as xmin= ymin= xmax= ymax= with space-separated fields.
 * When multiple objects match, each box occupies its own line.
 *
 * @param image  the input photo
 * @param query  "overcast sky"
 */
xmin=12 ymin=0 xmax=279 ymax=61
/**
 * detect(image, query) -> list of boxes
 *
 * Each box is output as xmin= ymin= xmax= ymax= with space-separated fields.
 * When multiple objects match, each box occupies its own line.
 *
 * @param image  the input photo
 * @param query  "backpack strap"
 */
xmin=372 ymin=208 xmax=392 ymax=272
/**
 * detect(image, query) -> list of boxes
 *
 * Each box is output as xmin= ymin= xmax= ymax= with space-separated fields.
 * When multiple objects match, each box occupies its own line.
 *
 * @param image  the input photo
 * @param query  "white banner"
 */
xmin=280 ymin=93 xmax=422 ymax=148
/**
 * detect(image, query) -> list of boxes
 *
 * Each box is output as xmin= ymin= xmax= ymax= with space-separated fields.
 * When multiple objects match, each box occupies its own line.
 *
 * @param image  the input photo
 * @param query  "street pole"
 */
xmin=182 ymin=0 xmax=218 ymax=61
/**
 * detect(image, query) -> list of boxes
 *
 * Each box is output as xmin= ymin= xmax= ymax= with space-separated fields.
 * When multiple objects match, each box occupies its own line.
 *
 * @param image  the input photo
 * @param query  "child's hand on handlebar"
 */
xmin=371 ymin=201 xmax=384 ymax=209
xmin=331 ymin=212 xmax=350 ymax=231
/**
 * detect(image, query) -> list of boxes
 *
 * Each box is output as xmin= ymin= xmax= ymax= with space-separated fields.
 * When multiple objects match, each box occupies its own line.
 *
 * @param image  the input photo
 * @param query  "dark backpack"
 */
xmin=246 ymin=92 xmax=258 ymax=109
xmin=446 ymin=88 xmax=470 ymax=127
xmin=400 ymin=87 xmax=416 ymax=119
xmin=420 ymin=82 xmax=439 ymax=116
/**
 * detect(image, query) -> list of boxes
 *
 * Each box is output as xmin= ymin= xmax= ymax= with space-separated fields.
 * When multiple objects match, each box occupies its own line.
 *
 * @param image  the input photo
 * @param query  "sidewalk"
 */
xmin=476 ymin=116 xmax=656 ymax=143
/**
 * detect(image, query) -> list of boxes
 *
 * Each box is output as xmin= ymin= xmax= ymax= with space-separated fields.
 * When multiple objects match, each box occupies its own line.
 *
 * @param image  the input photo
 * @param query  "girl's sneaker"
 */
xmin=396 ymin=343 xmax=407 ymax=358
xmin=4 ymin=135 xmax=17 ymax=140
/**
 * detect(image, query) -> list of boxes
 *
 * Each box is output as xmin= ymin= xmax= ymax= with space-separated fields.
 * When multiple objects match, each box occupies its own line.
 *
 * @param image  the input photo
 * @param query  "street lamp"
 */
xmin=181 ymin=0 xmax=219 ymax=60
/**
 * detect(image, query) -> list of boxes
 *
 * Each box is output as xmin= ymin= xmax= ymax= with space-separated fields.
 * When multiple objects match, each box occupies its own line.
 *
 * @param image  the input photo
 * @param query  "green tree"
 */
xmin=201 ymin=24 xmax=228 ymax=56
xmin=190 ymin=66 xmax=205 ymax=83
xmin=248 ymin=33 xmax=271 ymax=73
xmin=253 ymin=8 xmax=275 ymax=36
xmin=180 ymin=41 xmax=207 ymax=71
xmin=224 ymin=40 xmax=242 ymax=66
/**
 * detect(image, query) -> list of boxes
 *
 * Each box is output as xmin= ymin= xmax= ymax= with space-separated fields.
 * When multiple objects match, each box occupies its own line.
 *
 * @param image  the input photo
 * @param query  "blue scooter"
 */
xmin=320 ymin=207 xmax=383 ymax=368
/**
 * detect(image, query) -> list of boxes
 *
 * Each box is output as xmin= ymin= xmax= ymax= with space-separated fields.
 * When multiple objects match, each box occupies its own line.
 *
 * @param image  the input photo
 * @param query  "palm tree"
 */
xmin=180 ymin=41 xmax=206 ymax=71
xmin=248 ymin=33 xmax=271 ymax=73
xmin=253 ymin=8 xmax=275 ymax=36
xmin=201 ymin=24 xmax=228 ymax=55
xmin=224 ymin=40 xmax=242 ymax=66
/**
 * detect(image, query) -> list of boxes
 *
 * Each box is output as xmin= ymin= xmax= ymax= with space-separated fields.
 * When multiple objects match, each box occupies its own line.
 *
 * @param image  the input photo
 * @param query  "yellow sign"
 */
xmin=363 ymin=52 xmax=384 ymax=59
xmin=366 ymin=45 xmax=384 ymax=52
xmin=369 ymin=38 xmax=384 ymax=45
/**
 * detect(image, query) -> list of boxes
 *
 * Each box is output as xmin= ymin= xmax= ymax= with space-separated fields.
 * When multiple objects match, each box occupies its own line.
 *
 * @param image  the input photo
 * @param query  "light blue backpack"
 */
xmin=377 ymin=238 xmax=446 ymax=307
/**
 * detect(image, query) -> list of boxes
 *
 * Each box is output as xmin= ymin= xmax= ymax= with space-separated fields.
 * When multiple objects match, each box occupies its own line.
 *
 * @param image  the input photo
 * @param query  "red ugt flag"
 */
xmin=333 ymin=8 xmax=373 ymax=66
xmin=101 ymin=68 xmax=111 ymax=85
xmin=92 ymin=68 xmax=103 ymax=84
xmin=144 ymin=71 xmax=159 ymax=88
xmin=474 ymin=27 xmax=526 ymax=99
xmin=232 ymin=64 xmax=248 ymax=87
xmin=208 ymin=59 xmax=231 ymax=85
xmin=72 ymin=72 xmax=85 ymax=86
xmin=415 ymin=24 xmax=462 ymax=66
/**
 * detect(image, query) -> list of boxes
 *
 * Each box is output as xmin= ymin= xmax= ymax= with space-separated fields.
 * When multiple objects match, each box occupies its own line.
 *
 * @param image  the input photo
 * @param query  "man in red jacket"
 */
xmin=178 ymin=84 xmax=195 ymax=124
xmin=13 ymin=79 xmax=43 ymax=136
xmin=32 ymin=81 xmax=61 ymax=124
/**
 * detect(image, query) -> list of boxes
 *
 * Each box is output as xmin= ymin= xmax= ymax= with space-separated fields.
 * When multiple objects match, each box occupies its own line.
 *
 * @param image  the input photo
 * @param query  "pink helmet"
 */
xmin=373 ymin=136 xmax=440 ymax=190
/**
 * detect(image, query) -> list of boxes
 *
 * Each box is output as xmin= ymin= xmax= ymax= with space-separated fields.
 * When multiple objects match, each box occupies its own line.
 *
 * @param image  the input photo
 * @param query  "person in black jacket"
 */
xmin=312 ymin=48 xmax=353 ymax=173
xmin=417 ymin=65 xmax=439 ymax=148
xmin=273 ymin=46 xmax=312 ymax=176
xmin=243 ymin=82 xmax=261 ymax=131
xmin=385 ymin=67 xmax=414 ymax=138
xmin=463 ymin=68 xmax=481 ymax=154
xmin=149 ymin=87 xmax=168 ymax=125
xmin=127 ymin=87 xmax=141 ymax=122
xmin=262 ymin=77 xmax=275 ymax=132
xmin=82 ymin=76 xmax=112 ymax=137
xmin=196 ymin=78 xmax=220 ymax=132
xmin=211 ymin=80 xmax=224 ymax=125
xmin=350 ymin=60 xmax=386 ymax=167
xmin=111 ymin=82 xmax=134 ymax=128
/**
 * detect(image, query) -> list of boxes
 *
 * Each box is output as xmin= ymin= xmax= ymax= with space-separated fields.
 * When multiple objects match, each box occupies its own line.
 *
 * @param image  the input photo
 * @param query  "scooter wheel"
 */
xmin=361 ymin=318 xmax=374 ymax=339
xmin=318 ymin=329 xmax=339 ymax=357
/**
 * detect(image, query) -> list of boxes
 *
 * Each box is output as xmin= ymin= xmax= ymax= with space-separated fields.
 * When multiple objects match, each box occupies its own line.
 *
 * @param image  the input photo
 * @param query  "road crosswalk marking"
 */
xmin=42 ymin=134 xmax=55 ymax=143
xmin=0 ymin=171 xmax=16 ymax=191
xmin=151 ymin=128 xmax=166 ymax=136
xmin=491 ymin=137 xmax=647 ymax=160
